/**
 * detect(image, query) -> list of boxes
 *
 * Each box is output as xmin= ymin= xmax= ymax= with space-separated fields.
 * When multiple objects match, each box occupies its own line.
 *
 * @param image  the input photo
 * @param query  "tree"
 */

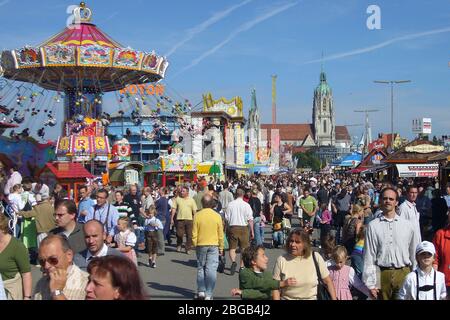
xmin=295 ymin=151 xmax=321 ymax=172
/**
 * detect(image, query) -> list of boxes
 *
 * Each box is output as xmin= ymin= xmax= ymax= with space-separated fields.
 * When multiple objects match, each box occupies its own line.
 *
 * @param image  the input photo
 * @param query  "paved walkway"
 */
xmin=31 ymin=220 xmax=307 ymax=300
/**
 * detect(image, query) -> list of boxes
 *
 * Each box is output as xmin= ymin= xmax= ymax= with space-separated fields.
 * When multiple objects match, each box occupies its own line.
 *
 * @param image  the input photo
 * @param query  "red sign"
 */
xmin=369 ymin=139 xmax=385 ymax=152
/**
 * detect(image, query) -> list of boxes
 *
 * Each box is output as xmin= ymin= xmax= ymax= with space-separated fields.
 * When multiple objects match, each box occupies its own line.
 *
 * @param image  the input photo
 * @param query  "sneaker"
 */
xmin=151 ymin=262 xmax=156 ymax=268
xmin=148 ymin=259 xmax=153 ymax=267
xmin=176 ymin=246 xmax=182 ymax=252
xmin=196 ymin=292 xmax=205 ymax=300
xmin=230 ymin=261 xmax=237 ymax=276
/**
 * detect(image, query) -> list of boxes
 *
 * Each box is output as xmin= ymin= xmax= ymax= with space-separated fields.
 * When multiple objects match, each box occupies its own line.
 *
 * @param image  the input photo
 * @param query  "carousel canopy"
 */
xmin=0 ymin=2 xmax=168 ymax=92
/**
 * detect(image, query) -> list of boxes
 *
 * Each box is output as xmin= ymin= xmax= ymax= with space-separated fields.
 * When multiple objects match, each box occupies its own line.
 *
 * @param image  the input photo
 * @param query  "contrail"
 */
xmin=304 ymin=26 xmax=450 ymax=64
xmin=173 ymin=1 xmax=299 ymax=78
xmin=165 ymin=0 xmax=254 ymax=57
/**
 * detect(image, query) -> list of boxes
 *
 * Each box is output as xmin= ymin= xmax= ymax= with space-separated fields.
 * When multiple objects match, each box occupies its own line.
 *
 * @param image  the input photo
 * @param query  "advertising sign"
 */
xmin=396 ymin=164 xmax=439 ymax=178
xmin=412 ymin=118 xmax=432 ymax=135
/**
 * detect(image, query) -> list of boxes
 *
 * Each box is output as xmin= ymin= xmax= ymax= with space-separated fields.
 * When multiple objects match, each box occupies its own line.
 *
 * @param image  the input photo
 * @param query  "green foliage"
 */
xmin=294 ymin=151 xmax=321 ymax=172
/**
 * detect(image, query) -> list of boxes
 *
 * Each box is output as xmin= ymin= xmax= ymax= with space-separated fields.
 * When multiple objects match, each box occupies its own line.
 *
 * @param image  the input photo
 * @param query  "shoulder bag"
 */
xmin=312 ymin=251 xmax=332 ymax=300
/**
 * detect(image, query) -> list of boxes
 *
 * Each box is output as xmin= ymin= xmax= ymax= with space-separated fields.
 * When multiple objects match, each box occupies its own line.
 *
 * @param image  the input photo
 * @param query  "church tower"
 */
xmin=313 ymin=70 xmax=335 ymax=146
xmin=247 ymin=88 xmax=261 ymax=163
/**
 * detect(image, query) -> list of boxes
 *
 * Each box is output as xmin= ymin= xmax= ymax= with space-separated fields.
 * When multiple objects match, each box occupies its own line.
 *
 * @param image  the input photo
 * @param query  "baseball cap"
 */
xmin=416 ymin=241 xmax=435 ymax=255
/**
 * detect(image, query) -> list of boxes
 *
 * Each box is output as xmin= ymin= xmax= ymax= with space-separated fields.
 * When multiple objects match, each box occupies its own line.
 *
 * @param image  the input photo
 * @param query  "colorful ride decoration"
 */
xmin=0 ymin=3 xmax=169 ymax=93
xmin=111 ymin=138 xmax=131 ymax=162
xmin=56 ymin=135 xmax=110 ymax=162
xmin=161 ymin=153 xmax=196 ymax=172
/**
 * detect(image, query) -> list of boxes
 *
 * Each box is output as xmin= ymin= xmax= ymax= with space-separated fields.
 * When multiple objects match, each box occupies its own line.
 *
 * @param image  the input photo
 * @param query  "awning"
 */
xmin=347 ymin=167 xmax=367 ymax=174
xmin=361 ymin=164 xmax=390 ymax=174
xmin=396 ymin=164 xmax=439 ymax=178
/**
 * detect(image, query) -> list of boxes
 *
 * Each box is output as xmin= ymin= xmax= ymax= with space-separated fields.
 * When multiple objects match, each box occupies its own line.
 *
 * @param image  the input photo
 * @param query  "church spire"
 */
xmin=250 ymin=87 xmax=258 ymax=111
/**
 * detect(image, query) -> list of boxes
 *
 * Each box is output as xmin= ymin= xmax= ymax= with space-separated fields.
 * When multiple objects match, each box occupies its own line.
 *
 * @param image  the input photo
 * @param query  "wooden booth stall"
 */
xmin=39 ymin=162 xmax=93 ymax=202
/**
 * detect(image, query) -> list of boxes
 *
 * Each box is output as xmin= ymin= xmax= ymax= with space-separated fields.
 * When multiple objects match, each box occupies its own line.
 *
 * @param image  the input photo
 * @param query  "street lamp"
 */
xmin=373 ymin=80 xmax=411 ymax=148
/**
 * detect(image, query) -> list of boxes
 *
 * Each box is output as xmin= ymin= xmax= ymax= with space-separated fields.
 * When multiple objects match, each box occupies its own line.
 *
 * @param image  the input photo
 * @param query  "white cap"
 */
xmin=416 ymin=241 xmax=435 ymax=255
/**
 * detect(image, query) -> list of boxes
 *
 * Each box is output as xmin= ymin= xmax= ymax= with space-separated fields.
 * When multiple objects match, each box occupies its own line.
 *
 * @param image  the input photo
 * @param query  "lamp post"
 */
xmin=373 ymin=80 xmax=411 ymax=148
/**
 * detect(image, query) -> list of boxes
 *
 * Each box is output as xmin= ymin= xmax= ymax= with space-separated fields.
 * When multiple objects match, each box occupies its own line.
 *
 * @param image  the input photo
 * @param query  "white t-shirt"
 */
xmin=225 ymin=198 xmax=253 ymax=226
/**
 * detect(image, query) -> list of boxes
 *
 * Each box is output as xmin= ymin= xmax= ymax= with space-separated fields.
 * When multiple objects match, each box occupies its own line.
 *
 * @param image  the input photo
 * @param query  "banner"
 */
xmin=396 ymin=164 xmax=439 ymax=178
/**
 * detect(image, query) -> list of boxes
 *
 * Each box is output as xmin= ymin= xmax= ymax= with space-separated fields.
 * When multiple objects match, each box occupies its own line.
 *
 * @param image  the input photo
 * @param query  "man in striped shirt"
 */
xmin=113 ymin=190 xmax=136 ymax=226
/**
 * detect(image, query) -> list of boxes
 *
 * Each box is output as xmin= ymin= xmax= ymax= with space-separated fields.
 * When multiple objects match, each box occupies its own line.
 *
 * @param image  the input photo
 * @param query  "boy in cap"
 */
xmin=398 ymin=241 xmax=447 ymax=300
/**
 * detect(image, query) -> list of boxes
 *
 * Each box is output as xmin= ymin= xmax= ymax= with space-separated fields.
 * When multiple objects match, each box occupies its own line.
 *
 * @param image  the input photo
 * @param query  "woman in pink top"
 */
xmin=318 ymin=203 xmax=332 ymax=243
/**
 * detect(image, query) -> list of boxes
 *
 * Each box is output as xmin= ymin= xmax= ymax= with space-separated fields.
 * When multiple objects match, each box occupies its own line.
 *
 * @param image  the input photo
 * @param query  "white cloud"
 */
xmin=304 ymin=26 xmax=450 ymax=64
xmin=165 ymin=0 xmax=254 ymax=57
xmin=173 ymin=1 xmax=300 ymax=78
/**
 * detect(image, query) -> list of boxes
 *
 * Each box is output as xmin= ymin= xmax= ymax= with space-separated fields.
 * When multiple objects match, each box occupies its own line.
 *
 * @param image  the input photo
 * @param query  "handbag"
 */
xmin=312 ymin=252 xmax=332 ymax=300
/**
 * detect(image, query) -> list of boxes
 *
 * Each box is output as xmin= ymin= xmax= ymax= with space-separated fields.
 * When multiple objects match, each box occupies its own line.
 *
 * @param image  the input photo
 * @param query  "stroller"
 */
xmin=271 ymin=215 xmax=290 ymax=249
xmin=1 ymin=201 xmax=20 ymax=238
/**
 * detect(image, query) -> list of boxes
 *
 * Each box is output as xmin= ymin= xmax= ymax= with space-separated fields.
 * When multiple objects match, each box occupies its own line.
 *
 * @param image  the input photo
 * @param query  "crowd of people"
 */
xmin=0 ymin=166 xmax=449 ymax=300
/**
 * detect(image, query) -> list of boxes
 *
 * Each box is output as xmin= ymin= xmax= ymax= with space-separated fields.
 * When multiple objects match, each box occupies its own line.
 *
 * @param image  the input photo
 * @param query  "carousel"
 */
xmin=0 ymin=2 xmax=200 ymax=189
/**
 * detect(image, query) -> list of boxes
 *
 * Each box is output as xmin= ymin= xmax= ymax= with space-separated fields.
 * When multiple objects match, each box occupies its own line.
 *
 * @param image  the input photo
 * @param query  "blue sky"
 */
xmin=1 ymin=0 xmax=449 ymax=142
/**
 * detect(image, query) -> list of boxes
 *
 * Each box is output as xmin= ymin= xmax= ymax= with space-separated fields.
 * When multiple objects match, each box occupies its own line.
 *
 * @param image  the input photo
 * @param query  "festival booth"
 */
xmin=383 ymin=140 xmax=444 ymax=182
xmin=109 ymin=161 xmax=144 ymax=187
xmin=348 ymin=140 xmax=388 ymax=178
xmin=427 ymin=152 xmax=450 ymax=189
xmin=197 ymin=161 xmax=224 ymax=180
xmin=39 ymin=162 xmax=93 ymax=201
xmin=107 ymin=137 xmax=143 ymax=187
xmin=144 ymin=152 xmax=197 ymax=187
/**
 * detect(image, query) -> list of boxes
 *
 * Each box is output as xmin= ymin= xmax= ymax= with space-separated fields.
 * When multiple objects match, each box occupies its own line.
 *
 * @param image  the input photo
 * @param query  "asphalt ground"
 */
xmin=31 ymin=217 xmax=314 ymax=300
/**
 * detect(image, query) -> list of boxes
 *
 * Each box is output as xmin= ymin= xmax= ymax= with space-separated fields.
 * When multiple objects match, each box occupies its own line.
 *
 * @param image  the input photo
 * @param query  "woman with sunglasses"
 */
xmin=0 ymin=213 xmax=32 ymax=300
xmin=85 ymin=255 xmax=146 ymax=300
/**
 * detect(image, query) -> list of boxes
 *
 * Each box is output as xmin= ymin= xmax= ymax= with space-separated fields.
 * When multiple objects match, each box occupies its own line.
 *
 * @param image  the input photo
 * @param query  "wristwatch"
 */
xmin=52 ymin=289 xmax=64 ymax=297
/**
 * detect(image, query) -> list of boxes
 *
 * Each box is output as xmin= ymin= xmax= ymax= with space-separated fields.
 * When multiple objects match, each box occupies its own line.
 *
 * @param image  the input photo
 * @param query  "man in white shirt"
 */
xmin=73 ymin=220 xmax=123 ymax=271
xmin=363 ymin=187 xmax=418 ymax=300
xmin=218 ymin=182 xmax=234 ymax=213
xmin=398 ymin=185 xmax=422 ymax=242
xmin=225 ymin=188 xmax=254 ymax=275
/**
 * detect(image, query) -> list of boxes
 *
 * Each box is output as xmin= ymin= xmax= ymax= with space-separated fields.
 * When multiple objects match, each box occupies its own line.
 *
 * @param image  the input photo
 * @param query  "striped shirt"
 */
xmin=33 ymin=264 xmax=88 ymax=300
xmin=352 ymin=239 xmax=364 ymax=256
xmin=113 ymin=201 xmax=136 ymax=224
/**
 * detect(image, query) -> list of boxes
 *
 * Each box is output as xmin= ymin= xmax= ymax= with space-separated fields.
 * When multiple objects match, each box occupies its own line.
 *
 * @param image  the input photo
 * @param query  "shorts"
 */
xmin=227 ymin=226 xmax=250 ymax=250
xmin=145 ymin=231 xmax=158 ymax=255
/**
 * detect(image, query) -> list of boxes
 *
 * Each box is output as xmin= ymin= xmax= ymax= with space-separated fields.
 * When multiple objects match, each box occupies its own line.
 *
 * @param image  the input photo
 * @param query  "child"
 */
xmin=320 ymin=233 xmax=336 ymax=265
xmin=398 ymin=241 xmax=447 ymax=300
xmin=328 ymin=246 xmax=370 ymax=300
xmin=342 ymin=204 xmax=363 ymax=255
xmin=144 ymin=205 xmax=163 ymax=268
xmin=317 ymin=203 xmax=332 ymax=244
xmin=231 ymin=245 xmax=296 ymax=299
xmin=113 ymin=216 xmax=138 ymax=265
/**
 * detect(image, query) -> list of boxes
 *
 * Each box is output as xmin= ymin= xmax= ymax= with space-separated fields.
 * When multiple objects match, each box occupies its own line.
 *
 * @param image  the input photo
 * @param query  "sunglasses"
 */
xmin=39 ymin=256 xmax=59 ymax=267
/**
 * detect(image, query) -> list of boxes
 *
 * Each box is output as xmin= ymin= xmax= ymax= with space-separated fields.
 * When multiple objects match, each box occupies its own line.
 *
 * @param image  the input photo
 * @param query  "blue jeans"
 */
xmin=134 ymin=229 xmax=145 ymax=251
xmin=273 ymin=230 xmax=284 ymax=245
xmin=196 ymin=246 xmax=219 ymax=298
xmin=253 ymin=217 xmax=264 ymax=246
xmin=351 ymin=254 xmax=364 ymax=279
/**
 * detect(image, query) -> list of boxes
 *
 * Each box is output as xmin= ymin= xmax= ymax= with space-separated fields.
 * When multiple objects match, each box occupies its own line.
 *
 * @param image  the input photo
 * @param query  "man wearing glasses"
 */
xmin=363 ymin=187 xmax=419 ymax=300
xmin=34 ymin=235 xmax=88 ymax=300
xmin=85 ymin=189 xmax=120 ymax=243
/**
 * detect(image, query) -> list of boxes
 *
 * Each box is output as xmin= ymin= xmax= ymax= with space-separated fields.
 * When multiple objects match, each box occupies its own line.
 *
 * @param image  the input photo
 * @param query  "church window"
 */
xmin=322 ymin=99 xmax=327 ymax=112
xmin=323 ymin=120 xmax=327 ymax=133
